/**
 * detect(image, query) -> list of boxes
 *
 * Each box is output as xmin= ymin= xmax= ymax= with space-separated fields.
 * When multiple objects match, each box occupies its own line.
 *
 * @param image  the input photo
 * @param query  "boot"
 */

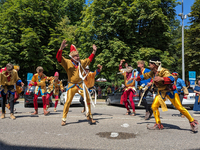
xmin=54 ymin=108 xmax=57 ymax=112
xmin=31 ymin=109 xmax=38 ymax=115
xmin=1 ymin=113 xmax=5 ymax=119
xmin=149 ymin=109 xmax=153 ymax=118
xmin=147 ymin=123 xmax=164 ymax=130
xmin=144 ymin=111 xmax=150 ymax=120
xmin=190 ymin=119 xmax=199 ymax=133
xmin=87 ymin=114 xmax=96 ymax=124
xmin=61 ymin=121 xmax=66 ymax=126
xmin=43 ymin=109 xmax=50 ymax=116
xmin=10 ymin=113 xmax=16 ymax=120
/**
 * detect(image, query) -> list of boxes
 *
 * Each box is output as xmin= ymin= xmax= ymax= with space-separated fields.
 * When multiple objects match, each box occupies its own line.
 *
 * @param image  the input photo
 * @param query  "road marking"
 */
xmin=121 ymin=123 xmax=129 ymax=128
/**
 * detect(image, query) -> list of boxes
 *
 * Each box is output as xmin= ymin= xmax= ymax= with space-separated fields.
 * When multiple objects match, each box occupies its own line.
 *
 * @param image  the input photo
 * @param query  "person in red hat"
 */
xmin=46 ymin=72 xmax=64 ymax=112
xmin=56 ymin=39 xmax=97 ymax=126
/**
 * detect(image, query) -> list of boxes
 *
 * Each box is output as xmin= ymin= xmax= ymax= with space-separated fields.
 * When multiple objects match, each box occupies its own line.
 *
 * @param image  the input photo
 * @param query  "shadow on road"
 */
xmin=0 ymin=140 xmax=97 ymax=150
xmin=137 ymin=122 xmax=191 ymax=131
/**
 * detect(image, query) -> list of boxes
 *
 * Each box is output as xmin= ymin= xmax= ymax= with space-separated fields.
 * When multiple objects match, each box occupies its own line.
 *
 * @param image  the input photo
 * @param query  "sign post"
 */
xmin=189 ymin=71 xmax=196 ymax=88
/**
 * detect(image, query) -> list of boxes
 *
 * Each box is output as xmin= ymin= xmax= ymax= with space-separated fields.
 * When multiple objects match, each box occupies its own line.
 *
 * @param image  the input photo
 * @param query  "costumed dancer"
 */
xmin=119 ymin=59 xmax=136 ymax=116
xmin=193 ymin=79 xmax=200 ymax=112
xmin=5 ymin=65 xmax=22 ymax=111
xmin=56 ymin=39 xmax=97 ymax=126
xmin=172 ymin=72 xmax=189 ymax=118
xmin=46 ymin=72 xmax=64 ymax=112
xmin=80 ymin=64 xmax=102 ymax=113
xmin=136 ymin=57 xmax=198 ymax=132
xmin=137 ymin=60 xmax=153 ymax=120
xmin=28 ymin=66 xmax=50 ymax=116
xmin=0 ymin=63 xmax=24 ymax=119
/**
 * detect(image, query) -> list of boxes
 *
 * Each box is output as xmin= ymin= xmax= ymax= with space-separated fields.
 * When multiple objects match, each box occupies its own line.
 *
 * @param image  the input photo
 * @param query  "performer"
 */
xmin=193 ymin=79 xmax=200 ymax=112
xmin=137 ymin=60 xmax=153 ymax=120
xmin=172 ymin=72 xmax=189 ymax=118
xmin=119 ymin=59 xmax=136 ymax=116
xmin=28 ymin=66 xmax=50 ymax=116
xmin=56 ymin=39 xmax=97 ymax=126
xmin=80 ymin=64 xmax=102 ymax=113
xmin=5 ymin=65 xmax=22 ymax=110
xmin=136 ymin=57 xmax=198 ymax=132
xmin=46 ymin=72 xmax=64 ymax=112
xmin=0 ymin=63 xmax=24 ymax=119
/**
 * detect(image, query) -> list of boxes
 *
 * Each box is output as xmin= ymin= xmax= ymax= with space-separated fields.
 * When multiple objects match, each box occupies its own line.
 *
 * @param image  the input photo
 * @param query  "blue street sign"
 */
xmin=190 ymin=80 xmax=195 ymax=85
xmin=189 ymin=71 xmax=196 ymax=81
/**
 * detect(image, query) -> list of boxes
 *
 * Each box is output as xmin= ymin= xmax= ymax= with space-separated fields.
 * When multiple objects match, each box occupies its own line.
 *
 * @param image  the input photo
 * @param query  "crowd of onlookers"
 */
xmin=96 ymin=84 xmax=119 ymax=99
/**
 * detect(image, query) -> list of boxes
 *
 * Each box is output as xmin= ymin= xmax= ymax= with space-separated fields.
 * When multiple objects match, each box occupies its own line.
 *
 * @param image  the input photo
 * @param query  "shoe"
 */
xmin=190 ymin=119 xmax=199 ymax=133
xmin=147 ymin=123 xmax=164 ymax=130
xmin=54 ymin=108 xmax=57 ymax=112
xmin=181 ymin=115 xmax=185 ymax=118
xmin=10 ymin=113 xmax=16 ymax=120
xmin=144 ymin=111 xmax=150 ymax=120
xmin=81 ymin=108 xmax=85 ymax=113
xmin=87 ymin=114 xmax=96 ymax=124
xmin=31 ymin=109 xmax=38 ymax=115
xmin=1 ymin=113 xmax=5 ymax=119
xmin=61 ymin=121 xmax=66 ymax=126
xmin=43 ymin=109 xmax=50 ymax=116
xmin=131 ymin=111 xmax=136 ymax=116
xmin=125 ymin=111 xmax=131 ymax=115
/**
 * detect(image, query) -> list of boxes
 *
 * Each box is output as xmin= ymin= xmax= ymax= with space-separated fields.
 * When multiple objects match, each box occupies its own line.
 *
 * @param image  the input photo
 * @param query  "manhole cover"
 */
xmin=96 ymin=132 xmax=136 ymax=139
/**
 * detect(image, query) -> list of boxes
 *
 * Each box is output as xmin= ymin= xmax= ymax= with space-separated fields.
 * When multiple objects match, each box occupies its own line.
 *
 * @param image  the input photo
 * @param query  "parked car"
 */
xmin=24 ymin=86 xmax=53 ymax=107
xmin=60 ymin=92 xmax=81 ymax=105
xmin=165 ymin=89 xmax=195 ymax=109
xmin=106 ymin=87 xmax=154 ymax=106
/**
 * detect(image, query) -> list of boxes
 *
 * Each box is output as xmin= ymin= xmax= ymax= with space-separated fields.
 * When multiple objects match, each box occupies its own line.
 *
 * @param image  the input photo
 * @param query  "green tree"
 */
xmin=77 ymin=0 xmax=179 ymax=82
xmin=184 ymin=0 xmax=200 ymax=75
xmin=0 ymin=0 xmax=65 ymax=80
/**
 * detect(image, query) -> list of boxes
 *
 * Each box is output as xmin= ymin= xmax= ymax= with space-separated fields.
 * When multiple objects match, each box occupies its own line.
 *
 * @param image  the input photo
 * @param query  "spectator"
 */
xmin=107 ymin=86 xmax=112 ymax=95
xmin=111 ymin=84 xmax=115 ymax=93
xmin=115 ymin=85 xmax=118 ymax=91
xmin=98 ymin=86 xmax=102 ymax=98
xmin=193 ymin=79 xmax=200 ymax=112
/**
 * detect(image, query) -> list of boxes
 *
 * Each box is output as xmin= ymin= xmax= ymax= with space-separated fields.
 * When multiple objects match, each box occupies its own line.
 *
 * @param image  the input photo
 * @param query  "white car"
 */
xmin=60 ymin=92 xmax=81 ymax=105
xmin=165 ymin=89 xmax=195 ymax=109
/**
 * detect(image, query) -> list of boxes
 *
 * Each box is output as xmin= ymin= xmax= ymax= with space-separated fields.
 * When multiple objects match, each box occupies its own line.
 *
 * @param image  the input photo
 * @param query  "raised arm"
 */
xmin=56 ymin=39 xmax=68 ymax=63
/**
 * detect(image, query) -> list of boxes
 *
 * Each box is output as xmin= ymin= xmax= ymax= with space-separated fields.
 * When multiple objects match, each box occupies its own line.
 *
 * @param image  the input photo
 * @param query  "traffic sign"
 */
xmin=189 ymin=71 xmax=196 ymax=81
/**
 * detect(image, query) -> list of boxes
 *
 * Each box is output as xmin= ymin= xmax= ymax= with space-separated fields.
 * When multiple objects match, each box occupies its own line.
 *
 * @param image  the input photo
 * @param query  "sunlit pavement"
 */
xmin=0 ymin=100 xmax=200 ymax=150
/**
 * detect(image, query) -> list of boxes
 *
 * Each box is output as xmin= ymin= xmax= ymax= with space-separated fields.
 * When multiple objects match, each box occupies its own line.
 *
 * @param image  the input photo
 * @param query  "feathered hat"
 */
xmin=69 ymin=44 xmax=79 ymax=57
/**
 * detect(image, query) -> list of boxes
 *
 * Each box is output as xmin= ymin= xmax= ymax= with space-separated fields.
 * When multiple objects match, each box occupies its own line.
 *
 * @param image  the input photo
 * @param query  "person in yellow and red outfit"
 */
xmin=28 ymin=66 xmax=50 ymax=116
xmin=46 ymin=72 xmax=64 ymax=112
xmin=5 ymin=65 xmax=22 ymax=111
xmin=80 ymin=64 xmax=102 ymax=113
xmin=119 ymin=59 xmax=136 ymax=116
xmin=136 ymin=57 xmax=198 ymax=132
xmin=56 ymin=39 xmax=97 ymax=126
xmin=0 ymin=63 xmax=24 ymax=120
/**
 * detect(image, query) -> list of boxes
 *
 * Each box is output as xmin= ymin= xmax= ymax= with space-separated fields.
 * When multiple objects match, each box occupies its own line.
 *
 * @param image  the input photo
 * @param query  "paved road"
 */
xmin=0 ymin=101 xmax=200 ymax=150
